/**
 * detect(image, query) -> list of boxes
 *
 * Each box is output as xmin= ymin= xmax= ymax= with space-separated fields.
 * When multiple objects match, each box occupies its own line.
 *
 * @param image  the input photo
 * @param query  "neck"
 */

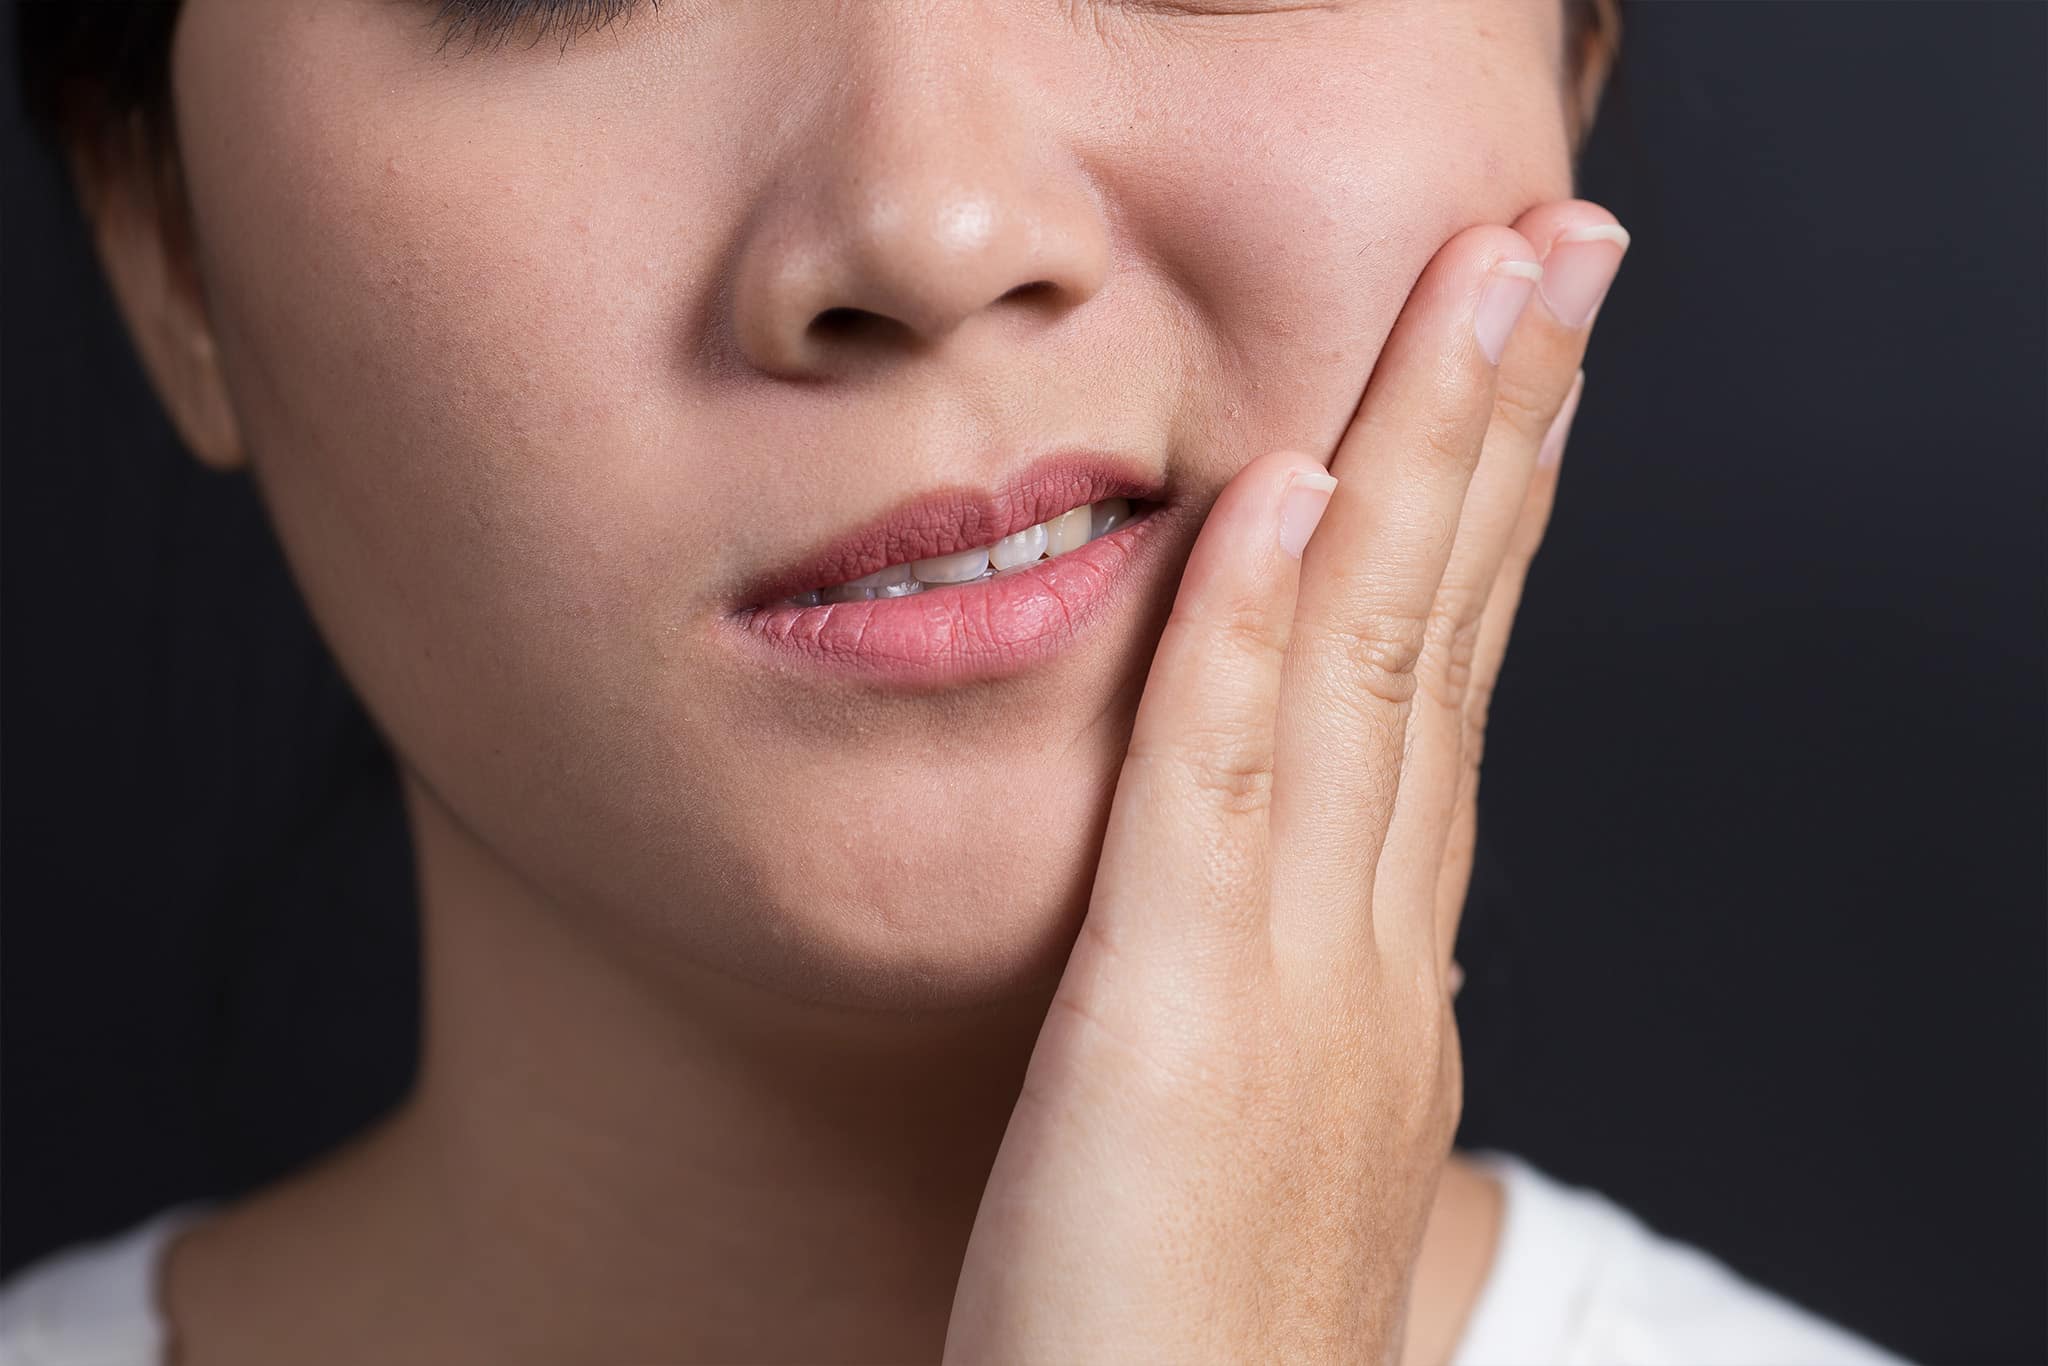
xmin=164 ymin=771 xmax=1498 ymax=1364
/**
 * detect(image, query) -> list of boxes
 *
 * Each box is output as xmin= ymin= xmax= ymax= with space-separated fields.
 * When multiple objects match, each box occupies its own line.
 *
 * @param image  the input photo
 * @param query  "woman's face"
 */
xmin=166 ymin=0 xmax=1575 ymax=1010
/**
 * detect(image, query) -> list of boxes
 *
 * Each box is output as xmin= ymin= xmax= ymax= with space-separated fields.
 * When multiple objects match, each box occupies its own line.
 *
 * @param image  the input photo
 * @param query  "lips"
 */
xmin=731 ymin=450 xmax=1165 ymax=608
xmin=723 ymin=449 xmax=1173 ymax=687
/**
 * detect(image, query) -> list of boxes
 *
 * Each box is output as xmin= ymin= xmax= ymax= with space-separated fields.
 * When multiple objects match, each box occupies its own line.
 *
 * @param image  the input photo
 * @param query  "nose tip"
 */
xmin=725 ymin=118 xmax=1111 ymax=376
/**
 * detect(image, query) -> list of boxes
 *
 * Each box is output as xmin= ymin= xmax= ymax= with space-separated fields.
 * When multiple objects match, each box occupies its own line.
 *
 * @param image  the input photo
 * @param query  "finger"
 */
xmin=1424 ymin=200 xmax=1626 ymax=965
xmin=1385 ymin=203 xmax=1628 ymax=973
xmin=1491 ymin=200 xmax=1626 ymax=465
xmin=1473 ymin=368 xmax=1582 ymax=705
xmin=1090 ymin=448 xmax=1339 ymax=973
xmin=1431 ymin=370 xmax=1583 ymax=953
xmin=1268 ymin=223 xmax=1540 ymax=977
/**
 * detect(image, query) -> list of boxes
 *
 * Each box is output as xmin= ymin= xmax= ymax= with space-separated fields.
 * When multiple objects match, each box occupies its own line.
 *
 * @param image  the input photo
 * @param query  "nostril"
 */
xmin=810 ymin=307 xmax=881 ymax=342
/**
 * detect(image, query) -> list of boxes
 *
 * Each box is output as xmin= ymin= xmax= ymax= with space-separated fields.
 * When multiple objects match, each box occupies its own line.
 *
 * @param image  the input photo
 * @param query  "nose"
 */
xmin=725 ymin=23 xmax=1112 ymax=378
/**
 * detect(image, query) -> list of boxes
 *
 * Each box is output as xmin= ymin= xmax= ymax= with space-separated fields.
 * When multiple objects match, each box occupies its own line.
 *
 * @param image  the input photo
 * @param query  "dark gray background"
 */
xmin=4 ymin=4 xmax=2043 ymax=1361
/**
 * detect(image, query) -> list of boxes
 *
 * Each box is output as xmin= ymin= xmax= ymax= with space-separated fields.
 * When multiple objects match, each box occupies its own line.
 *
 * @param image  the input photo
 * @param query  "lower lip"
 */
xmin=721 ymin=507 xmax=1172 ymax=688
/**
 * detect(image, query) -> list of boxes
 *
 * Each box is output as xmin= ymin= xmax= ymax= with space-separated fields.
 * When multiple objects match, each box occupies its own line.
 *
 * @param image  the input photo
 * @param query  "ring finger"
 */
xmin=1390 ymin=202 xmax=1631 ymax=972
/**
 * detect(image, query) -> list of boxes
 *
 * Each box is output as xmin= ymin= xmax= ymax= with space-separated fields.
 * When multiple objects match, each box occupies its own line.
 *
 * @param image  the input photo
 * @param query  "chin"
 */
xmin=664 ymin=757 xmax=1118 ymax=1015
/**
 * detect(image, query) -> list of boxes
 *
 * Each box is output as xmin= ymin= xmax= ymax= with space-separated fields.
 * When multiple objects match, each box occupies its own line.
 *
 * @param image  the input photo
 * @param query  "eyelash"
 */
xmin=419 ymin=0 xmax=1302 ymax=54
xmin=424 ymin=0 xmax=652 ymax=52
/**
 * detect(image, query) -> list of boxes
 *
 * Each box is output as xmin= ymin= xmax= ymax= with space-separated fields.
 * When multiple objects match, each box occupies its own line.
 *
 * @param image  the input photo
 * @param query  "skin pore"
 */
xmin=72 ymin=1 xmax=1607 ymax=1360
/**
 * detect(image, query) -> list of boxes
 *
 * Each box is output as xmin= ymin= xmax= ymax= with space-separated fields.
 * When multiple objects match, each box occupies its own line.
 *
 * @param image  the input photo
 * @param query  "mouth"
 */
xmin=723 ymin=450 xmax=1174 ymax=687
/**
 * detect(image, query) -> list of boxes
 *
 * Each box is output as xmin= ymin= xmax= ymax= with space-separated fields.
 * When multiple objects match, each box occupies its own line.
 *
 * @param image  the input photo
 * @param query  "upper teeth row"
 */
xmin=785 ymin=497 xmax=1135 ymax=606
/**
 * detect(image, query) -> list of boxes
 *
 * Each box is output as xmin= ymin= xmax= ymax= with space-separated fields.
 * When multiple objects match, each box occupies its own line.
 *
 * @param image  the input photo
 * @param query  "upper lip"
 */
xmin=733 ymin=449 xmax=1166 ymax=608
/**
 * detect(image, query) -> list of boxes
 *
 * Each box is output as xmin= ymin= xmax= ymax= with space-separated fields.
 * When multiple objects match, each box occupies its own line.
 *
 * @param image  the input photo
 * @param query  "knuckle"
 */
xmin=1202 ymin=590 xmax=1290 ymax=672
xmin=1415 ymin=604 xmax=1483 ymax=714
xmin=1310 ymin=611 xmax=1429 ymax=710
xmin=1125 ymin=732 xmax=1275 ymax=818
xmin=1491 ymin=366 xmax=1560 ymax=447
xmin=1417 ymin=404 xmax=1483 ymax=471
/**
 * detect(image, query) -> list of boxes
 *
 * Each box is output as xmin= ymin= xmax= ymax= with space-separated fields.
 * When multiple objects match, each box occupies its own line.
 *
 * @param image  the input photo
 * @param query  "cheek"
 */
xmin=174 ymin=7 xmax=724 ymax=771
xmin=1114 ymin=21 xmax=1574 ymax=472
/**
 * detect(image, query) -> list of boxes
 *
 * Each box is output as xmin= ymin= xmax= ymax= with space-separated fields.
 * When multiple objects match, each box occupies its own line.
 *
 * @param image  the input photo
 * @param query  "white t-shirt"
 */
xmin=0 ymin=1150 xmax=1909 ymax=1365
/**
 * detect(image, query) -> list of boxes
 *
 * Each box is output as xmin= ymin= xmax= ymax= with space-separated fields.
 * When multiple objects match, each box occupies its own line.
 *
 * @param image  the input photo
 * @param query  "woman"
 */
xmin=2 ymin=2 xmax=1907 ymax=1362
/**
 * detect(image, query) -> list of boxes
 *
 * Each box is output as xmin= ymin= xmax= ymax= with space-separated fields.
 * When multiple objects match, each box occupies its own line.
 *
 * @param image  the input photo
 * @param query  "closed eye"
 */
xmin=418 ymin=0 xmax=651 ymax=53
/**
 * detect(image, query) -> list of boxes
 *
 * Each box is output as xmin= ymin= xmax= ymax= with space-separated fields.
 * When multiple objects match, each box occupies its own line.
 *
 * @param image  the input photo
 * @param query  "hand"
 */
xmin=945 ymin=199 xmax=1626 ymax=1364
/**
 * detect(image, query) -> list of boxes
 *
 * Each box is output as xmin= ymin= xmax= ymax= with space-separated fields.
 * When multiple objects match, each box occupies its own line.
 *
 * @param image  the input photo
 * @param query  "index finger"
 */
xmin=1087 ymin=448 xmax=1338 ymax=974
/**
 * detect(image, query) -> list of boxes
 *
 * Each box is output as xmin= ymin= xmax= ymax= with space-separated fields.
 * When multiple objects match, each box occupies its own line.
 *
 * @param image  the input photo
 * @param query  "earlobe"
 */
xmin=160 ymin=316 xmax=245 ymax=474
xmin=70 ymin=134 xmax=247 ymax=474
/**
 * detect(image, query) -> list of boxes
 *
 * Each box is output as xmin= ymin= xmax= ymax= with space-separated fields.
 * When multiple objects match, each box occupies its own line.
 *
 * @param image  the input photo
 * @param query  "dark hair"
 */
xmin=16 ymin=3 xmax=181 ymax=162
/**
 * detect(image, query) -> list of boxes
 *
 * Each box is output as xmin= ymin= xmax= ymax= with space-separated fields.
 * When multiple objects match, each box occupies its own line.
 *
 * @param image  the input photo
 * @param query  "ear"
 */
xmin=1565 ymin=0 xmax=1622 ymax=157
xmin=68 ymin=113 xmax=246 ymax=474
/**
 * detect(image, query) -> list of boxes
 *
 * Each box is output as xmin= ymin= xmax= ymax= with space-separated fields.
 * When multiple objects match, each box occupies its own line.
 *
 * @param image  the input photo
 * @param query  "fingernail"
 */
xmin=1538 ymin=223 xmax=1629 ymax=328
xmin=1473 ymin=260 xmax=1542 ymax=366
xmin=1277 ymin=468 xmax=1338 ymax=559
xmin=1537 ymin=369 xmax=1585 ymax=470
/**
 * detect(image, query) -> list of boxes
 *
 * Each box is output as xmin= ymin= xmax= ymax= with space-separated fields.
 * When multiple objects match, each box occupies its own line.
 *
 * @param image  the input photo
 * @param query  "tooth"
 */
xmin=875 ymin=575 xmax=926 ymax=597
xmin=1045 ymin=505 xmax=1093 ymax=556
xmin=912 ymin=546 xmax=990 ymax=584
xmin=990 ymin=522 xmax=1049 ymax=571
xmin=787 ymin=589 xmax=822 ymax=607
xmin=850 ymin=562 xmax=917 ymax=593
xmin=1089 ymin=497 xmax=1131 ymax=540
xmin=820 ymin=583 xmax=877 ymax=603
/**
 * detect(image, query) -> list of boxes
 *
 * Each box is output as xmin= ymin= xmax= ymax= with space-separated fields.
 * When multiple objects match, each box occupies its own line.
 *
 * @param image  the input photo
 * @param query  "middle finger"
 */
xmin=1268 ymin=222 xmax=1538 ymax=978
